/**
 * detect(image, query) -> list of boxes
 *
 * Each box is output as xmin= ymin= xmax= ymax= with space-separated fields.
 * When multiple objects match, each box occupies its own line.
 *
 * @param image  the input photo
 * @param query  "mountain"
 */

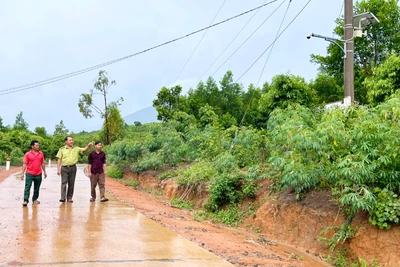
xmin=124 ymin=106 xmax=159 ymax=125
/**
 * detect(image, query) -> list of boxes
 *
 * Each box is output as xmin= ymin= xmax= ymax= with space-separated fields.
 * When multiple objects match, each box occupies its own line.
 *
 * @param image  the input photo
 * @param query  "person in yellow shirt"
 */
xmin=56 ymin=136 xmax=93 ymax=203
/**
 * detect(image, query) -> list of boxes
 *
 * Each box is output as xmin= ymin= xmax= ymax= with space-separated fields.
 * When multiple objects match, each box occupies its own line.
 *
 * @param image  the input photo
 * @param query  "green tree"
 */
xmin=53 ymin=120 xmax=69 ymax=135
xmin=78 ymin=70 xmax=123 ymax=144
xmin=100 ymin=105 xmax=125 ymax=143
xmin=34 ymin=126 xmax=48 ymax=138
xmin=258 ymin=74 xmax=316 ymax=116
xmin=310 ymin=74 xmax=343 ymax=104
xmin=364 ymin=54 xmax=400 ymax=105
xmin=13 ymin=112 xmax=29 ymax=131
xmin=153 ymin=85 xmax=186 ymax=122
xmin=311 ymin=0 xmax=400 ymax=104
xmin=218 ymin=70 xmax=243 ymax=123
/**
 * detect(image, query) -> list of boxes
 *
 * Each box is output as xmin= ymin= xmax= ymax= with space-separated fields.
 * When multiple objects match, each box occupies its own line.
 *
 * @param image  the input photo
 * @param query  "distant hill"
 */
xmin=124 ymin=106 xmax=159 ymax=125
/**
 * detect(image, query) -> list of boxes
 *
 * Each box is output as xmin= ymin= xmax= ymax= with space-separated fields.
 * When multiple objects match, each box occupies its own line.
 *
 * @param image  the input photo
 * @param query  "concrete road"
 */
xmin=0 ymin=166 xmax=233 ymax=267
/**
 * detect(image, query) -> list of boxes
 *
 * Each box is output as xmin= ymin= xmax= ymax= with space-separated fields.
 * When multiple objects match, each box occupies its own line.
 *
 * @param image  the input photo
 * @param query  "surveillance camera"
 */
xmin=306 ymin=34 xmax=312 ymax=39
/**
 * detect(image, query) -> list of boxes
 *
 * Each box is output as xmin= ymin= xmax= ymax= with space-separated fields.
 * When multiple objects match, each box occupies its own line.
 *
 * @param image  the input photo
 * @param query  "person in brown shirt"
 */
xmin=87 ymin=141 xmax=108 ymax=202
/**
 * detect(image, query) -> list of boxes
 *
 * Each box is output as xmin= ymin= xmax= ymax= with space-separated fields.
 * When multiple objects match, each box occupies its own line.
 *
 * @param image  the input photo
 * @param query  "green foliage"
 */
xmin=131 ymin=153 xmax=164 ymax=173
xmin=128 ymin=180 xmax=139 ymax=188
xmin=176 ymin=161 xmax=217 ymax=186
xmin=206 ymin=174 xmax=241 ymax=212
xmin=365 ymin=54 xmax=400 ymax=105
xmin=106 ymin=165 xmax=124 ymax=179
xmin=311 ymin=0 xmax=400 ymax=104
xmin=53 ymin=120 xmax=68 ymax=135
xmin=158 ymin=170 xmax=178 ymax=180
xmin=10 ymin=147 xmax=24 ymax=166
xmin=153 ymin=85 xmax=186 ymax=122
xmin=369 ymin=188 xmax=400 ymax=229
xmin=78 ymin=70 xmax=123 ymax=145
xmin=319 ymin=220 xmax=359 ymax=253
xmin=259 ymin=74 xmax=316 ymax=116
xmin=13 ymin=112 xmax=29 ymax=131
xmin=0 ymin=150 xmax=8 ymax=165
xmin=170 ymin=197 xmax=193 ymax=210
xmin=350 ymin=259 xmax=381 ymax=267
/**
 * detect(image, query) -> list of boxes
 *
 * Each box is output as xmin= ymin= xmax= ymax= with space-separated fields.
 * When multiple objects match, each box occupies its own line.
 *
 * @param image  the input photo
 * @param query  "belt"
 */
xmin=62 ymin=164 xmax=76 ymax=168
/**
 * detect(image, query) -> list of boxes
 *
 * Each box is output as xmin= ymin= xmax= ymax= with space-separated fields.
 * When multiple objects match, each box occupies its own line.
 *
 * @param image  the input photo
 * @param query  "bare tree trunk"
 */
xmin=103 ymin=86 xmax=110 ymax=145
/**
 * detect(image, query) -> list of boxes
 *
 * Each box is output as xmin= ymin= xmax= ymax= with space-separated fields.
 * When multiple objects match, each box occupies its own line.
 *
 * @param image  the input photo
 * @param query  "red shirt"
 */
xmin=24 ymin=151 xmax=44 ymax=176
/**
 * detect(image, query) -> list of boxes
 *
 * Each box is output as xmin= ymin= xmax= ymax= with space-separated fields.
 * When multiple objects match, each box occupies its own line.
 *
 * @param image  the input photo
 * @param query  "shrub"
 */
xmin=106 ymin=165 xmax=124 ymax=179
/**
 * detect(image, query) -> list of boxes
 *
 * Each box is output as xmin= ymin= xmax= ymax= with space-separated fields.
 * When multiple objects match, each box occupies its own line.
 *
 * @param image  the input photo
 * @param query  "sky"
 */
xmin=0 ymin=0 xmax=343 ymax=132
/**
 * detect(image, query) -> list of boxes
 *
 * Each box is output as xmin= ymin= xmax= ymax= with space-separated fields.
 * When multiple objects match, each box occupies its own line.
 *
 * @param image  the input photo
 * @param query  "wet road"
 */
xmin=0 ymin=166 xmax=233 ymax=267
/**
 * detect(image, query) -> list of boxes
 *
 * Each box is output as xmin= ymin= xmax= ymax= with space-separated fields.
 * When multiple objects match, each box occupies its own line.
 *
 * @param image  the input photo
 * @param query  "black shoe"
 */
xmin=59 ymin=199 xmax=66 ymax=202
xmin=100 ymin=197 xmax=109 ymax=202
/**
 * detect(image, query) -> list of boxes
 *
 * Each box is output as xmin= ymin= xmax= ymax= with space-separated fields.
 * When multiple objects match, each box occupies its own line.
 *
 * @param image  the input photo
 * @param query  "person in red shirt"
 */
xmin=21 ymin=140 xmax=47 ymax=206
xmin=87 ymin=141 xmax=108 ymax=202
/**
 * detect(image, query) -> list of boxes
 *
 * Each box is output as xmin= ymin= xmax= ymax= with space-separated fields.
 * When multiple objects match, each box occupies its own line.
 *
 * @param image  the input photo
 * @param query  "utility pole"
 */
xmin=344 ymin=0 xmax=354 ymax=104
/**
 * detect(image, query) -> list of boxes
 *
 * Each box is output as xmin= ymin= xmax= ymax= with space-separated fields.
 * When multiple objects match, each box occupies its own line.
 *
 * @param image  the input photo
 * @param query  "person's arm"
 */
xmin=82 ymin=142 xmax=93 ymax=153
xmin=87 ymin=164 xmax=92 ymax=178
xmin=103 ymin=153 xmax=107 ymax=176
xmin=21 ymin=162 xmax=27 ymax=180
xmin=57 ymin=158 xmax=62 ymax=176
xmin=41 ymin=161 xmax=47 ymax=179
xmin=56 ymin=149 xmax=62 ymax=176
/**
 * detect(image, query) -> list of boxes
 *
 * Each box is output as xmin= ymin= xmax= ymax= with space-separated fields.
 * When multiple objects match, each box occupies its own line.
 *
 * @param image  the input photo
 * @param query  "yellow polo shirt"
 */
xmin=56 ymin=146 xmax=84 ymax=166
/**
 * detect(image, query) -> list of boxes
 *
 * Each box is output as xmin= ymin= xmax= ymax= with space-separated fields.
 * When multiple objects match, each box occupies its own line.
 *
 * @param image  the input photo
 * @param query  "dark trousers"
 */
xmin=61 ymin=165 xmax=77 ymax=200
xmin=90 ymin=173 xmax=106 ymax=199
xmin=24 ymin=173 xmax=42 ymax=202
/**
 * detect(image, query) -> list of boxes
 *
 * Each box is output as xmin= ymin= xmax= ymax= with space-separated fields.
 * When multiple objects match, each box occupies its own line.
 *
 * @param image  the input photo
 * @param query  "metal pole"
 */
xmin=344 ymin=0 xmax=354 ymax=103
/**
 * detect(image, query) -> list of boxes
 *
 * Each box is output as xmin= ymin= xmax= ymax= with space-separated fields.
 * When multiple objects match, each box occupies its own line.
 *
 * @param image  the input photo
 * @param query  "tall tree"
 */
xmin=78 ymin=70 xmax=123 ymax=144
xmin=100 ymin=105 xmax=125 ymax=143
xmin=54 ymin=120 xmax=69 ymax=135
xmin=34 ymin=126 xmax=48 ymax=138
xmin=258 ymin=74 xmax=316 ymax=116
xmin=13 ymin=112 xmax=29 ymax=131
xmin=153 ymin=85 xmax=186 ymax=122
xmin=364 ymin=54 xmax=400 ymax=105
xmin=311 ymin=0 xmax=400 ymax=104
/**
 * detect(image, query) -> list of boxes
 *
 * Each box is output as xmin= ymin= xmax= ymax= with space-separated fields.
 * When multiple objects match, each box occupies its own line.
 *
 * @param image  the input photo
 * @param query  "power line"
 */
xmin=173 ymin=0 xmax=227 ymax=84
xmin=0 ymin=1 xmax=276 ymax=96
xmin=230 ymin=0 xmax=312 ymax=152
xmin=256 ymin=0 xmax=292 ymax=87
xmin=193 ymin=0 xmax=279 ymax=88
xmin=235 ymin=0 xmax=313 ymax=83
xmin=210 ymin=0 xmax=286 ymax=78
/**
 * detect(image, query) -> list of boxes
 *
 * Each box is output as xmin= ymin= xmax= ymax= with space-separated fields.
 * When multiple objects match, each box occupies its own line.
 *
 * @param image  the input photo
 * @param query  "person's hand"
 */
xmin=44 ymin=172 xmax=48 ymax=179
xmin=20 ymin=174 xmax=24 ymax=180
xmin=88 ymin=172 xmax=92 ymax=178
xmin=88 ymin=142 xmax=94 ymax=147
xmin=57 ymin=169 xmax=61 ymax=176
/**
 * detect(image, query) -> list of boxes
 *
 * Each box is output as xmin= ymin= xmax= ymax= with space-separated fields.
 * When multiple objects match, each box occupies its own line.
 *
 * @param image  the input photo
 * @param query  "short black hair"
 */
xmin=30 ymin=140 xmax=39 ymax=147
xmin=64 ymin=136 xmax=73 ymax=141
xmin=94 ymin=140 xmax=102 ymax=145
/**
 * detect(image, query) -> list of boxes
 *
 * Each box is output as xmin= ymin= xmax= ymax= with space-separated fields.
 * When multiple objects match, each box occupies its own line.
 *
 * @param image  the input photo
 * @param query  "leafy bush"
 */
xmin=106 ymin=165 xmax=124 ymax=179
xmin=206 ymin=174 xmax=241 ymax=211
xmin=158 ymin=170 xmax=178 ymax=180
xmin=131 ymin=153 xmax=164 ymax=173
xmin=170 ymin=197 xmax=193 ymax=210
xmin=0 ymin=150 xmax=7 ymax=165
xmin=10 ymin=147 xmax=24 ymax=166
xmin=176 ymin=161 xmax=217 ymax=186
xmin=128 ymin=180 xmax=139 ymax=188
xmin=369 ymin=188 xmax=400 ymax=229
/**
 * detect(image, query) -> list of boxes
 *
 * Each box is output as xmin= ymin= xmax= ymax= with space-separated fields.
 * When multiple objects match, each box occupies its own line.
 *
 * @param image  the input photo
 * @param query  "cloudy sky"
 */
xmin=0 ymin=0 xmax=343 ymax=132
